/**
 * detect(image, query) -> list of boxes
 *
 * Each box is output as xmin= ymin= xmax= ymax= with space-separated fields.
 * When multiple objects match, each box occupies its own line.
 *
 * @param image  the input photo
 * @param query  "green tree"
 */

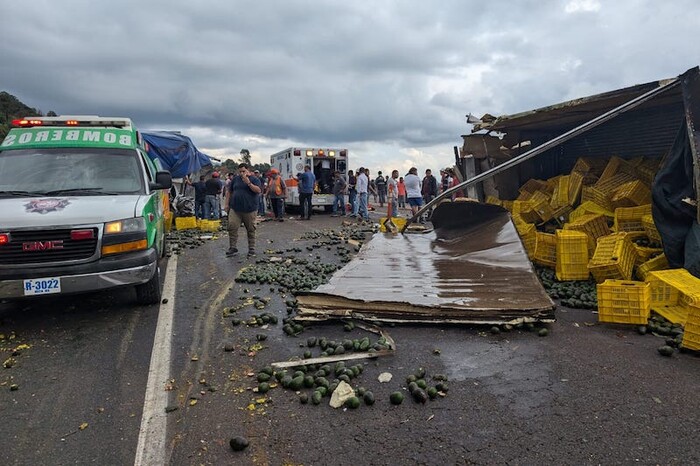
xmin=239 ymin=149 xmax=251 ymax=166
xmin=0 ymin=91 xmax=44 ymax=141
xmin=252 ymin=162 xmax=271 ymax=174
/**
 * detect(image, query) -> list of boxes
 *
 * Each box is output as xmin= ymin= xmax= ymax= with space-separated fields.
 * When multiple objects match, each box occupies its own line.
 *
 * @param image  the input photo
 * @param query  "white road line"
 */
xmin=134 ymin=256 xmax=178 ymax=466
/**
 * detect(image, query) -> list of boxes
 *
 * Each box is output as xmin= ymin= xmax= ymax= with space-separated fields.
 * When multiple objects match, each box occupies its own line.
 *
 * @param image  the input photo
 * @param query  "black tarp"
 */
xmin=651 ymin=122 xmax=700 ymax=276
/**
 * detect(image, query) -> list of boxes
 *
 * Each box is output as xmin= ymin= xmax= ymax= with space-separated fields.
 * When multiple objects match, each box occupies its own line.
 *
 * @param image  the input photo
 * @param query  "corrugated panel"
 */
xmin=515 ymin=102 xmax=685 ymax=180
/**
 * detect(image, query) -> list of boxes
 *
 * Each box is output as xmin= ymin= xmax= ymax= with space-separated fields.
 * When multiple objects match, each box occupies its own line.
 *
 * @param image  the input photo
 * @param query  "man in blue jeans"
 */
xmin=294 ymin=165 xmax=316 ymax=220
xmin=331 ymin=171 xmax=347 ymax=217
xmin=347 ymin=170 xmax=357 ymax=217
xmin=189 ymin=175 xmax=206 ymax=219
xmin=356 ymin=167 xmax=369 ymax=221
xmin=203 ymin=172 xmax=222 ymax=219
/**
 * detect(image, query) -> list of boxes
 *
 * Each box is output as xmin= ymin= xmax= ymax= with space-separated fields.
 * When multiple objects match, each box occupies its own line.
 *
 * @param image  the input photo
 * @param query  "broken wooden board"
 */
xmin=296 ymin=202 xmax=555 ymax=325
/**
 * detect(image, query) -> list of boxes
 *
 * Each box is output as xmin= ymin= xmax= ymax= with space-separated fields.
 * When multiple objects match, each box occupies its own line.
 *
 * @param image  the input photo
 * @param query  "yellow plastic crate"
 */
xmin=588 ymin=233 xmax=636 ymax=283
xmin=636 ymin=158 xmax=660 ymax=185
xmin=611 ymin=180 xmax=651 ymax=209
xmin=598 ymin=156 xmax=639 ymax=184
xmin=682 ymin=306 xmax=700 ymax=351
xmin=568 ymin=171 xmax=584 ymax=206
xmin=175 ymin=216 xmax=197 ymax=230
xmin=515 ymin=222 xmax=537 ymax=258
xmin=564 ymin=214 xmax=611 ymax=253
xmin=596 ymin=280 xmax=651 ymax=325
xmin=636 ymin=253 xmax=669 ymax=281
xmin=581 ymin=186 xmax=613 ymax=212
xmin=646 ymin=269 xmax=700 ymax=324
xmin=641 ymin=214 xmax=662 ymax=243
xmin=533 ymin=199 xmax=555 ymax=223
xmin=555 ymin=230 xmax=589 ymax=281
xmin=533 ymin=232 xmax=557 ymax=268
xmin=379 ymin=217 xmax=407 ymax=232
xmin=571 ymin=157 xmax=608 ymax=177
xmin=485 ymin=196 xmax=502 ymax=206
xmin=528 ymin=190 xmax=550 ymax=204
xmin=595 ymin=172 xmax=639 ymax=196
xmin=613 ymin=204 xmax=652 ymax=232
xmin=519 ymin=178 xmax=548 ymax=194
xmin=550 ymin=175 xmax=570 ymax=209
xmin=199 ymin=219 xmax=221 ymax=232
xmin=512 ymin=200 xmax=540 ymax=224
xmin=551 ymin=205 xmax=573 ymax=224
xmin=569 ymin=201 xmax=614 ymax=222
xmin=517 ymin=190 xmax=534 ymax=201
xmin=632 ymin=244 xmax=663 ymax=266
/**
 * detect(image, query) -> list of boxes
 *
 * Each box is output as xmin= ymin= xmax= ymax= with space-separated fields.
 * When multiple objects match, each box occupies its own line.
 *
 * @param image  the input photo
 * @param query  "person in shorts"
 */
xmin=404 ymin=167 xmax=423 ymax=218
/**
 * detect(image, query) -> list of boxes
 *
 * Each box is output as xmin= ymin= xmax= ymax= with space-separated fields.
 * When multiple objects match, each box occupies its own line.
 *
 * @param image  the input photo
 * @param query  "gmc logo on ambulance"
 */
xmin=22 ymin=240 xmax=64 ymax=251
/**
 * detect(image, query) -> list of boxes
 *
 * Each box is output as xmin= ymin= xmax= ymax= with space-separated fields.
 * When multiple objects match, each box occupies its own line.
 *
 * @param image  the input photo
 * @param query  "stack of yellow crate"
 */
xmin=496 ymin=155 xmax=670 ymax=281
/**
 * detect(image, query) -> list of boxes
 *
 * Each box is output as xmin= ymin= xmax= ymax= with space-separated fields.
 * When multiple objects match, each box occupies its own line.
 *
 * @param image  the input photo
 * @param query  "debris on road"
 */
xmin=329 ymin=380 xmax=354 ymax=408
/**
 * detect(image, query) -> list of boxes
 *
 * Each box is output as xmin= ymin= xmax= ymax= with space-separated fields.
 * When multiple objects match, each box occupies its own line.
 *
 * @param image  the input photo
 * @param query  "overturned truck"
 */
xmin=298 ymin=66 xmax=700 ymax=326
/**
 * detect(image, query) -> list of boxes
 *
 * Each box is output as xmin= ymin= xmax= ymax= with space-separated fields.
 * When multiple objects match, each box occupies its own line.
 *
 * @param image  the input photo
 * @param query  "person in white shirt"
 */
xmin=356 ymin=167 xmax=369 ymax=221
xmin=387 ymin=169 xmax=399 ymax=218
xmin=404 ymin=167 xmax=423 ymax=217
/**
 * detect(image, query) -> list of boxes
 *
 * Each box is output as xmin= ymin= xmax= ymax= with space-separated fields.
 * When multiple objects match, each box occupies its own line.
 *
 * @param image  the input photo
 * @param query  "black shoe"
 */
xmin=247 ymin=250 xmax=256 ymax=257
xmin=225 ymin=247 xmax=238 ymax=256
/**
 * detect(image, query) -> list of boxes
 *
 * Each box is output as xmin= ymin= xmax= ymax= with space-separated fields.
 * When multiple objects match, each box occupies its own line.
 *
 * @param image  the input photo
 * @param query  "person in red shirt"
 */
xmin=397 ymin=176 xmax=406 ymax=208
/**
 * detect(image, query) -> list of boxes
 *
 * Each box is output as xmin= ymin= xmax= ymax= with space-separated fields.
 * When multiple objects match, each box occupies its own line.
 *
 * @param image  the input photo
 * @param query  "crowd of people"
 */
xmin=185 ymin=162 xmax=461 ymax=257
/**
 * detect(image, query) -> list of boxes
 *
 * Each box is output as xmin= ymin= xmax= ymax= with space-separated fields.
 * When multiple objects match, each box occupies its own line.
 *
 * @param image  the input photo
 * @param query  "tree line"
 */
xmin=0 ymin=91 xmax=56 ymax=141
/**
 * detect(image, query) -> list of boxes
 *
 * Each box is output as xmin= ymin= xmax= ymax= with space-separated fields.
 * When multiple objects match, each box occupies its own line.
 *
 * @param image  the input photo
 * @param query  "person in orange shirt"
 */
xmin=265 ymin=168 xmax=287 ymax=221
xmin=397 ymin=176 xmax=407 ymax=209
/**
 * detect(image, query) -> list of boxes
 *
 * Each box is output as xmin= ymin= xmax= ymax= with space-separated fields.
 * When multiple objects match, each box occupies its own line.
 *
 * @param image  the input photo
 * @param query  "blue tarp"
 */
xmin=142 ymin=131 xmax=212 ymax=178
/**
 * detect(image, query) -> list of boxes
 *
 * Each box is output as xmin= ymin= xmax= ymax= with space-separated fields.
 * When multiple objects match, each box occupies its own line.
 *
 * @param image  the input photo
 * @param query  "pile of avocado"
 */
xmin=392 ymin=367 xmax=449 ymax=405
xmin=536 ymin=267 xmax=598 ymax=310
xmin=638 ymin=314 xmax=686 ymax=356
xmin=235 ymin=259 xmax=339 ymax=293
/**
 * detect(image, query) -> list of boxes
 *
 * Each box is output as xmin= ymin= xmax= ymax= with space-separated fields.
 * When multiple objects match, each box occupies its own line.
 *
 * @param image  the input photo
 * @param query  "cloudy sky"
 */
xmin=2 ymin=0 xmax=698 ymax=175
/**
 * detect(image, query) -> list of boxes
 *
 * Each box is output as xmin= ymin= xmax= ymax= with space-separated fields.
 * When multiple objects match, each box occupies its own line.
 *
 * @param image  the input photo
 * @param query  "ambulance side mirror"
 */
xmin=150 ymin=171 xmax=172 ymax=190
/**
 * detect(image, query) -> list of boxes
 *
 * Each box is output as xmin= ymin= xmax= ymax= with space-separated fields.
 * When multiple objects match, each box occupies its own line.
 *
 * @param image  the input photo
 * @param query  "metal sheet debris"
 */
xmin=296 ymin=202 xmax=555 ymax=324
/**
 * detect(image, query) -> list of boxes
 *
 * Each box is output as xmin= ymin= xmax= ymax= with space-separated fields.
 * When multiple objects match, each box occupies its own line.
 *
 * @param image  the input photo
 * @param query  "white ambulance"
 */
xmin=269 ymin=147 xmax=348 ymax=211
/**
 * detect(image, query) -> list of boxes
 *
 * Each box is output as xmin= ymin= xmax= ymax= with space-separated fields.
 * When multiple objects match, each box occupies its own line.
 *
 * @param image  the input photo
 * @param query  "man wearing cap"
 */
xmin=265 ymin=168 xmax=287 ymax=221
xmin=225 ymin=163 xmax=262 ymax=257
xmin=204 ymin=172 xmax=222 ymax=219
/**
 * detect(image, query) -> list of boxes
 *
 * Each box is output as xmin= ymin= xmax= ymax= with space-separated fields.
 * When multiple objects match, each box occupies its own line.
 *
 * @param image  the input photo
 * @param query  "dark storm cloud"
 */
xmin=1 ymin=0 xmax=699 ymax=171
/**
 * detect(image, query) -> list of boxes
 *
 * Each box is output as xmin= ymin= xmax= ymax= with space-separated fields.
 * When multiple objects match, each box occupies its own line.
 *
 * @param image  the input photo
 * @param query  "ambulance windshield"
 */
xmin=0 ymin=148 xmax=145 ymax=196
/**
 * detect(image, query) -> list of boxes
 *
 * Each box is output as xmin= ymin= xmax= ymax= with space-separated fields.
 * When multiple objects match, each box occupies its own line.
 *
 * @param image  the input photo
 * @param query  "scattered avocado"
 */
xmin=230 ymin=436 xmax=249 ymax=451
xmin=257 ymin=382 xmax=270 ymax=393
xmin=345 ymin=396 xmax=361 ymax=409
xmin=390 ymin=391 xmax=405 ymax=405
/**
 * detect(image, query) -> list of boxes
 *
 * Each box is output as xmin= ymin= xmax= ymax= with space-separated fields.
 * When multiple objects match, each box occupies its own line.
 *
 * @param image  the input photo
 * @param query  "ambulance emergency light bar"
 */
xmin=11 ymin=116 xmax=133 ymax=129
xmin=292 ymin=149 xmax=346 ymax=157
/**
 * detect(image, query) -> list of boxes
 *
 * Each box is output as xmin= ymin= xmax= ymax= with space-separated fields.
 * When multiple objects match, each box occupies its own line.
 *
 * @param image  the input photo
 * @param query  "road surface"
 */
xmin=1 ymin=212 xmax=698 ymax=465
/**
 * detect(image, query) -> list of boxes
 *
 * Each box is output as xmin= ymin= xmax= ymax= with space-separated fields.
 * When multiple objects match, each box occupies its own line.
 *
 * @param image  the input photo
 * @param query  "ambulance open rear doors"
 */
xmin=270 ymin=147 xmax=348 ymax=211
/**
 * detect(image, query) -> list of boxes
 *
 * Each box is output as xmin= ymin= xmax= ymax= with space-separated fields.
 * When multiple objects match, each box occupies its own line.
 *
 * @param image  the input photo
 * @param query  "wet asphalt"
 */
xmin=1 ymin=209 xmax=699 ymax=466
